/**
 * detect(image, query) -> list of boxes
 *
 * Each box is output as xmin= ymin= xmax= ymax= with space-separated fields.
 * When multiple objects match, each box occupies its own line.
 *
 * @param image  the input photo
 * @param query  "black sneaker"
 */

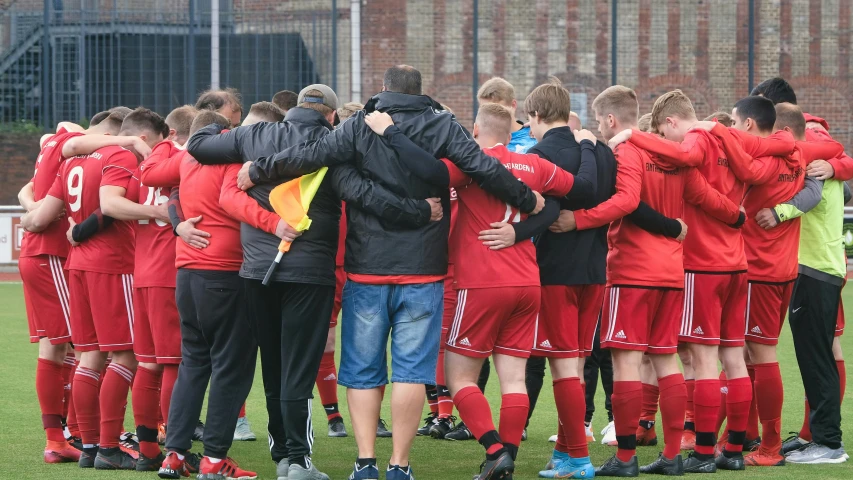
xmin=715 ymin=450 xmax=745 ymax=471
xmin=474 ymin=451 xmax=514 ymax=480
xmin=744 ymin=436 xmax=761 ymax=452
xmin=137 ymin=451 xmax=166 ymax=472
xmin=377 ymin=418 xmax=392 ymax=438
xmin=67 ymin=435 xmax=85 ymax=452
xmin=192 ymin=421 xmax=205 ymax=441
xmin=521 ymin=428 xmax=527 ymax=442
xmin=781 ymin=433 xmax=809 ymax=456
xmin=328 ymin=416 xmax=348 ymax=438
xmin=119 ymin=431 xmax=139 ymax=453
xmin=185 ymin=452 xmax=202 ymax=473
xmin=639 ymin=452 xmax=683 ymax=475
xmin=596 ymin=454 xmax=639 ymax=477
xmin=682 ymin=452 xmax=716 ymax=473
xmin=429 ymin=416 xmax=456 ymax=439
xmin=418 ymin=413 xmax=438 ymax=436
xmin=78 ymin=447 xmax=97 ymax=468
xmin=94 ymin=446 xmax=137 ymax=470
xmin=446 ymin=421 xmax=475 ymax=441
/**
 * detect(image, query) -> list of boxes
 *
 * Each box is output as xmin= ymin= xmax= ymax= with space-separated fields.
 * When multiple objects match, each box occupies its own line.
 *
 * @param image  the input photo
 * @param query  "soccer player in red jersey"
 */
xmin=364 ymin=103 xmax=596 ymax=479
xmin=16 ymin=110 xmax=126 ymax=463
xmin=613 ymin=90 xmax=793 ymax=472
xmin=692 ymin=99 xmax=843 ymax=467
xmin=566 ymin=86 xmax=744 ymax=477
xmin=21 ymin=108 xmax=168 ymax=470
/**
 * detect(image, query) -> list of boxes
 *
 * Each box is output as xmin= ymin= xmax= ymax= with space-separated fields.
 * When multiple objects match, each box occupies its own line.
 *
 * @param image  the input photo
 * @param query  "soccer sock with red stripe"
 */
xmin=132 ymin=366 xmax=162 ymax=458
xmin=657 ymin=374 xmax=686 ymax=460
xmin=746 ymin=365 xmax=759 ymax=440
xmin=640 ymin=382 xmax=659 ymax=422
xmin=99 ymin=363 xmax=135 ymax=449
xmin=752 ymin=362 xmax=783 ymax=452
xmin=315 ymin=352 xmax=341 ymax=420
xmin=498 ymin=392 xmax=529 ymax=457
xmin=37 ymin=359 xmax=67 ymax=443
xmin=454 ymin=386 xmax=504 ymax=457
xmin=693 ymin=379 xmax=720 ymax=456
xmin=716 ymin=370 xmax=728 ymax=435
xmin=437 ymin=385 xmax=453 ymax=418
xmin=426 ymin=385 xmax=439 ymax=415
xmin=554 ymin=378 xmax=588 ymax=458
xmin=160 ymin=365 xmax=178 ymax=424
xmin=239 ymin=402 xmax=246 ymax=418
xmin=62 ymin=353 xmax=76 ymax=418
xmin=73 ymin=367 xmax=101 ymax=446
xmin=612 ymin=381 xmax=642 ymax=462
xmin=723 ymin=376 xmax=751 ymax=453
xmin=684 ymin=378 xmax=695 ymax=431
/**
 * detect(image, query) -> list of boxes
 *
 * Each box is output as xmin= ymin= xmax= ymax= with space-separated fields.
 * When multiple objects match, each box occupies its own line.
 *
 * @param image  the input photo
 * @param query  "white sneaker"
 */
xmin=233 ymin=416 xmax=257 ymax=441
xmin=585 ymin=423 xmax=595 ymax=442
xmin=786 ymin=443 xmax=847 ymax=464
xmin=600 ymin=421 xmax=616 ymax=446
xmin=548 ymin=434 xmax=558 ymax=442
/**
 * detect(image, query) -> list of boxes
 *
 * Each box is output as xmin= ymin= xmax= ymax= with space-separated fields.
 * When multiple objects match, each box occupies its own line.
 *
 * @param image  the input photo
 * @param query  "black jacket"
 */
xmin=528 ymin=127 xmax=616 ymax=286
xmin=186 ymin=107 xmax=432 ymax=285
xmin=247 ymin=92 xmax=538 ymax=276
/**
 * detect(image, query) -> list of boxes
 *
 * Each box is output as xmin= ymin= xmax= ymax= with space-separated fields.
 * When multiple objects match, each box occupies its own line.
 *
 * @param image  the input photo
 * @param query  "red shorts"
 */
xmin=532 ymin=284 xmax=605 ymax=358
xmin=68 ymin=270 xmax=135 ymax=352
xmin=601 ymin=286 xmax=683 ymax=354
xmin=133 ymin=287 xmax=181 ymax=364
xmin=680 ymin=272 xmax=747 ymax=347
xmin=331 ymin=265 xmax=345 ymax=327
xmin=745 ymin=281 xmax=794 ymax=346
xmin=442 ymin=265 xmax=457 ymax=334
xmin=446 ymin=286 xmax=540 ymax=358
xmin=20 ymin=255 xmax=72 ymax=344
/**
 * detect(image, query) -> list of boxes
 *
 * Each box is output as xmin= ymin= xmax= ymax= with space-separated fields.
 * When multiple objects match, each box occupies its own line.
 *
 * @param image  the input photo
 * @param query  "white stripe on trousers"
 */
xmin=122 ymin=274 xmax=134 ymax=340
xmin=48 ymin=256 xmax=72 ymax=335
xmin=745 ymin=283 xmax=752 ymax=335
xmin=306 ymin=398 xmax=314 ymax=454
xmin=448 ymin=289 xmax=467 ymax=346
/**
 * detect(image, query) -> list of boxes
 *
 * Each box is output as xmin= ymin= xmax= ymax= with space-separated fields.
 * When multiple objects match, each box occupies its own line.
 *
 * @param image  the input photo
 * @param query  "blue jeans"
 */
xmin=338 ymin=280 xmax=443 ymax=389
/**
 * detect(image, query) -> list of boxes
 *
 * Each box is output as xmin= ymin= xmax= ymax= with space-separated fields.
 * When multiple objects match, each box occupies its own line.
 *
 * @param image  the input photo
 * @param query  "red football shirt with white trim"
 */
xmin=447 ymin=144 xmax=575 ymax=289
xmin=47 ymin=145 xmax=137 ymax=274
xmin=20 ymin=129 xmax=83 ymax=259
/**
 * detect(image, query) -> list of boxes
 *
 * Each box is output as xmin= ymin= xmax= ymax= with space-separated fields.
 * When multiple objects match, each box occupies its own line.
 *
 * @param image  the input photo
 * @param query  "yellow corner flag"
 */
xmin=262 ymin=167 xmax=329 ymax=284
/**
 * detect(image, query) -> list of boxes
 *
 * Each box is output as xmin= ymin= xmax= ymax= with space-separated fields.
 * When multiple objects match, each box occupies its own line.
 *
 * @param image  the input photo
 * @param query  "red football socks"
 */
xmin=684 ymin=378 xmax=695 ymax=427
xmin=160 ymin=365 xmax=178 ymax=424
xmin=62 ymin=353 xmax=76 ymax=418
xmin=437 ymin=385 xmax=453 ymax=418
xmin=316 ymin=352 xmax=341 ymax=420
xmin=716 ymin=371 xmax=727 ymax=435
xmin=99 ymin=363 xmax=135 ymax=449
xmin=239 ymin=402 xmax=246 ymax=418
xmin=453 ymin=385 xmax=497 ymax=442
xmin=37 ymin=359 xmax=66 ymax=442
xmin=723 ymin=376 xmax=751 ymax=453
xmin=426 ymin=385 xmax=439 ymax=415
xmin=132 ymin=366 xmax=163 ymax=458
xmin=746 ymin=365 xmax=759 ymax=440
xmin=612 ymin=381 xmax=642 ymax=462
xmin=693 ymin=379 xmax=720 ymax=456
xmin=498 ymin=393 xmax=528 ymax=448
xmin=73 ymin=367 xmax=101 ymax=446
xmin=640 ymin=383 xmax=659 ymax=422
xmin=554 ymin=378 xmax=588 ymax=458
xmin=752 ymin=362 xmax=783 ymax=452
xmin=657 ymin=374 xmax=686 ymax=460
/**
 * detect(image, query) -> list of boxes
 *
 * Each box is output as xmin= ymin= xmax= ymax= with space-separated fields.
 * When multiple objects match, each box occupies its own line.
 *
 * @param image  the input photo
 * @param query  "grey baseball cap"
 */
xmin=298 ymin=84 xmax=338 ymax=111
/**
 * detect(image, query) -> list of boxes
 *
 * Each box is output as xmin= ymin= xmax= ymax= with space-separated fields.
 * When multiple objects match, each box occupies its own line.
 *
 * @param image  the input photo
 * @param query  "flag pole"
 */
xmin=262 ymin=251 xmax=284 ymax=286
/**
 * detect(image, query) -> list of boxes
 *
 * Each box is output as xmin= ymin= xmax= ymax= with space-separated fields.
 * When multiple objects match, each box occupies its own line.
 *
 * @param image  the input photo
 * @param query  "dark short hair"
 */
xmin=249 ymin=101 xmax=285 ymax=122
xmin=89 ymin=111 xmax=110 ymax=126
xmin=383 ymin=65 xmax=422 ymax=95
xmin=272 ymin=90 xmax=298 ymax=112
xmin=120 ymin=107 xmax=168 ymax=139
xmin=733 ymin=96 xmax=777 ymax=132
xmin=751 ymin=77 xmax=797 ymax=105
xmin=108 ymin=106 xmax=133 ymax=120
xmin=195 ymin=88 xmax=242 ymax=112
xmin=190 ymin=110 xmax=230 ymax=136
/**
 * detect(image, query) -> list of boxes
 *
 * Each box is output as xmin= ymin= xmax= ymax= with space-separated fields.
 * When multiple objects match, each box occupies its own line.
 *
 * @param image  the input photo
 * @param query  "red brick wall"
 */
xmin=0 ymin=133 xmax=40 ymax=204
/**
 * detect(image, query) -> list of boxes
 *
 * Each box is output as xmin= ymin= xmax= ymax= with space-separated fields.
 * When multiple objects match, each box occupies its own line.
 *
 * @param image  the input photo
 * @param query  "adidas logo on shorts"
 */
xmin=751 ymin=326 xmax=762 ymax=334
xmin=693 ymin=326 xmax=704 ymax=335
xmin=323 ymin=374 xmax=336 ymax=381
xmin=459 ymin=337 xmax=471 ymax=346
xmin=615 ymin=330 xmax=627 ymax=339
xmin=540 ymin=339 xmax=552 ymax=348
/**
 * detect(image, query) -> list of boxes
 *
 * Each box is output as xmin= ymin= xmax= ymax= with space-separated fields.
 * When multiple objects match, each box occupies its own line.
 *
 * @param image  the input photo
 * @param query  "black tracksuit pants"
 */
xmin=789 ymin=273 xmax=843 ymax=449
xmin=584 ymin=320 xmax=614 ymax=423
xmin=167 ymin=269 xmax=257 ymax=459
xmin=246 ymin=279 xmax=334 ymax=463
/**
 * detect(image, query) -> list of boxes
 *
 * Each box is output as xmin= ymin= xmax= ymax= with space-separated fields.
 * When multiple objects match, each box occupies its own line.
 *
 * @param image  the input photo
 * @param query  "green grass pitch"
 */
xmin=0 ymin=282 xmax=851 ymax=479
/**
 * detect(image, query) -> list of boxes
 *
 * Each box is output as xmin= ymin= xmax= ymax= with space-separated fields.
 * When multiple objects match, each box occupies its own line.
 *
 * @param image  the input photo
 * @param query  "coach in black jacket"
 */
xmin=235 ymin=66 xmax=544 ymax=478
xmin=187 ymin=85 xmax=435 ymax=480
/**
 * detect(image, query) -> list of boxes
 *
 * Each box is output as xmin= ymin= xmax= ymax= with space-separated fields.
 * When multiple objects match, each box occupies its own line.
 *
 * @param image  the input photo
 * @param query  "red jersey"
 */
xmin=803 ymin=113 xmax=853 ymax=181
xmin=629 ymin=129 xmax=792 ymax=273
xmin=336 ymin=203 xmax=347 ymax=266
xmin=47 ymin=145 xmax=137 ymax=274
xmin=713 ymin=124 xmax=843 ymax=282
xmin=573 ymin=143 xmax=741 ymax=289
xmin=445 ymin=144 xmax=575 ymax=289
xmin=20 ymin=129 xmax=83 ymax=258
xmin=134 ymin=143 xmax=181 ymax=288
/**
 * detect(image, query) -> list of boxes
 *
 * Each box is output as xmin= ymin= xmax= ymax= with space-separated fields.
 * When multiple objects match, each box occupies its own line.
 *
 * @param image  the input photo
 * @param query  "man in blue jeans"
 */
xmin=236 ymin=65 xmax=544 ymax=480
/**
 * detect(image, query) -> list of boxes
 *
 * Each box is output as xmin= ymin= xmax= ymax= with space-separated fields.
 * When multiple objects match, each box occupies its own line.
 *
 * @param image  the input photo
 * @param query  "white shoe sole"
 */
xmin=548 ymin=435 xmax=557 ymax=443
xmin=787 ymin=456 xmax=848 ymax=464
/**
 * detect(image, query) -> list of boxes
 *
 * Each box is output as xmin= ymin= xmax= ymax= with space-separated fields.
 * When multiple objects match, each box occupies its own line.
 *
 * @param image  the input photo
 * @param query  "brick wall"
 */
xmin=0 ymin=133 xmax=40 ymax=204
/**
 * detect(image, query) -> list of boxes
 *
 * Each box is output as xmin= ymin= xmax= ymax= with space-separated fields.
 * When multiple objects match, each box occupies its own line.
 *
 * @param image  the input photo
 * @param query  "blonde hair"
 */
xmin=704 ymin=111 xmax=734 ymax=127
xmin=336 ymin=102 xmax=364 ymax=121
xmin=477 ymin=77 xmax=516 ymax=105
xmin=524 ymin=83 xmax=571 ymax=124
xmin=165 ymin=105 xmax=198 ymax=141
xmin=248 ymin=101 xmax=285 ymax=122
xmin=475 ymin=103 xmax=514 ymax=140
xmin=650 ymin=90 xmax=697 ymax=131
xmin=774 ymin=103 xmax=806 ymax=140
xmin=592 ymin=85 xmax=639 ymax=125
xmin=638 ymin=113 xmax=653 ymax=132
xmin=189 ymin=110 xmax=230 ymax=136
